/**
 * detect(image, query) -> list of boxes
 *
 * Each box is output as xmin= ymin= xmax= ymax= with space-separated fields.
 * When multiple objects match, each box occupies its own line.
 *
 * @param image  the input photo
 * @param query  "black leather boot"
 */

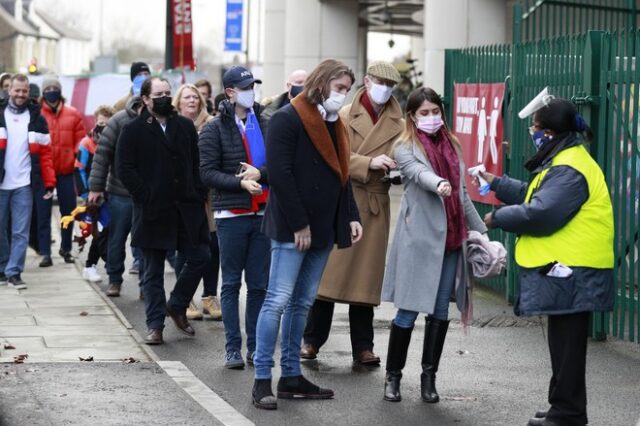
xmin=420 ymin=317 xmax=450 ymax=403
xmin=383 ymin=323 xmax=413 ymax=402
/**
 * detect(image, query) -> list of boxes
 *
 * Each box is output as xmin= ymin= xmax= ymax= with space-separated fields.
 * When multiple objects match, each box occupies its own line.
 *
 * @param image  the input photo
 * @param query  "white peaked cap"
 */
xmin=518 ymin=87 xmax=555 ymax=119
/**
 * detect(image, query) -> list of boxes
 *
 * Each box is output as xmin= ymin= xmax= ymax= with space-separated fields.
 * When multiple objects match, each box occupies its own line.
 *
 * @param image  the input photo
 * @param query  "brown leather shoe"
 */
xmin=145 ymin=328 xmax=163 ymax=345
xmin=166 ymin=304 xmax=195 ymax=336
xmin=354 ymin=350 xmax=381 ymax=365
xmin=300 ymin=343 xmax=318 ymax=360
xmin=106 ymin=283 xmax=121 ymax=297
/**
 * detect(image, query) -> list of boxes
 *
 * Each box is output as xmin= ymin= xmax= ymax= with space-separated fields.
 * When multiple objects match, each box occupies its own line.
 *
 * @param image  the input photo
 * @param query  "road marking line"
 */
xmin=158 ymin=360 xmax=254 ymax=426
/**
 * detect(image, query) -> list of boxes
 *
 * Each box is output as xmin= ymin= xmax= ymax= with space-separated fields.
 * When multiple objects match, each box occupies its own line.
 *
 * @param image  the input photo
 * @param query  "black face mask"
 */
xmin=93 ymin=124 xmax=105 ymax=139
xmin=205 ymin=99 xmax=214 ymax=115
xmin=151 ymin=96 xmax=173 ymax=116
xmin=44 ymin=90 xmax=61 ymax=104
xmin=289 ymin=85 xmax=304 ymax=98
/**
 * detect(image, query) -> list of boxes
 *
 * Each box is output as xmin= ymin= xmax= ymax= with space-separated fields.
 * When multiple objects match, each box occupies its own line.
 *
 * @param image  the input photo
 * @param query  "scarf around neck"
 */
xmin=417 ymin=129 xmax=467 ymax=251
xmin=230 ymin=108 xmax=269 ymax=213
xmin=7 ymin=99 xmax=28 ymax=114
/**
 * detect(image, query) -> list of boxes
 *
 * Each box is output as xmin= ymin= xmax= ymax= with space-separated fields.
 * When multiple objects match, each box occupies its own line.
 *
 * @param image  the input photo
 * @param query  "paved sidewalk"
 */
xmin=0 ymin=249 xmax=234 ymax=426
xmin=0 ymin=250 xmax=146 ymax=363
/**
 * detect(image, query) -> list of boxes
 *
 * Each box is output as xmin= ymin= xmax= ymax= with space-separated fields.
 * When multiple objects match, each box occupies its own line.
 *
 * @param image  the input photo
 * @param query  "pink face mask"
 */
xmin=416 ymin=115 xmax=443 ymax=134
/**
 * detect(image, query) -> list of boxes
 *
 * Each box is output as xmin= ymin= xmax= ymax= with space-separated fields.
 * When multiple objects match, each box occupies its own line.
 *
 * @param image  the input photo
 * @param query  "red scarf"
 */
xmin=360 ymin=91 xmax=379 ymax=124
xmin=417 ymin=129 xmax=467 ymax=251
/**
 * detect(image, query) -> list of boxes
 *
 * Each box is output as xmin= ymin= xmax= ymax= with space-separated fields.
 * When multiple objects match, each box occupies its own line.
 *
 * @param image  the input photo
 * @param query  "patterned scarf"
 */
xmin=417 ymin=129 xmax=467 ymax=251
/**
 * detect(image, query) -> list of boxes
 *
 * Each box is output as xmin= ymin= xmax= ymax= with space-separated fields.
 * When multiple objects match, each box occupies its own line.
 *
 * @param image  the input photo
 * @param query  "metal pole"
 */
xmin=165 ymin=0 xmax=173 ymax=70
xmin=245 ymin=0 xmax=251 ymax=66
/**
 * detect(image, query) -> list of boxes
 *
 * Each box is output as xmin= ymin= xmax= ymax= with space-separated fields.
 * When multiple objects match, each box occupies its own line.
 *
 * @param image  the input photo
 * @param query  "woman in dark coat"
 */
xmin=251 ymin=59 xmax=363 ymax=410
xmin=483 ymin=98 xmax=614 ymax=426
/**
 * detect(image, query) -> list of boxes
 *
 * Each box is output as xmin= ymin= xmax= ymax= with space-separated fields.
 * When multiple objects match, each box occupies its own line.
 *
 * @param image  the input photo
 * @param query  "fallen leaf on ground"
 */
xmin=121 ymin=357 xmax=139 ymax=364
xmin=4 ymin=344 xmax=15 ymax=350
xmin=78 ymin=356 xmax=94 ymax=362
xmin=13 ymin=354 xmax=28 ymax=364
xmin=79 ymin=311 xmax=89 ymax=316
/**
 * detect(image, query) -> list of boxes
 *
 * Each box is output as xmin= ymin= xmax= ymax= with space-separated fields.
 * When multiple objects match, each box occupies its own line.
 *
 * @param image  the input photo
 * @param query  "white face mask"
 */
xmin=368 ymin=82 xmax=394 ymax=105
xmin=235 ymin=89 xmax=255 ymax=108
xmin=322 ymin=90 xmax=347 ymax=114
xmin=416 ymin=114 xmax=444 ymax=134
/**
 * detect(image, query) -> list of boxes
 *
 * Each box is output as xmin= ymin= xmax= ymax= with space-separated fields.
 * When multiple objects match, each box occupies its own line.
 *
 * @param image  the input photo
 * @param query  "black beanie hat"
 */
xmin=130 ymin=62 xmax=150 ymax=81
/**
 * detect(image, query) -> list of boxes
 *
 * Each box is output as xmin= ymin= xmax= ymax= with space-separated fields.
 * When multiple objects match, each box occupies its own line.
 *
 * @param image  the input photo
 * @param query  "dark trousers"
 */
xmin=546 ymin=312 xmax=590 ymax=426
xmin=303 ymin=299 xmax=375 ymax=355
xmin=34 ymin=173 xmax=76 ymax=255
xmin=141 ymin=241 xmax=210 ymax=330
xmin=86 ymin=229 xmax=109 ymax=267
xmin=175 ymin=231 xmax=220 ymax=297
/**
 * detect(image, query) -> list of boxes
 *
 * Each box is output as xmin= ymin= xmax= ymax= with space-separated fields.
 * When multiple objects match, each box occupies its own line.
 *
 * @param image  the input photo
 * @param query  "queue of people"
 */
xmin=0 ymin=58 xmax=613 ymax=426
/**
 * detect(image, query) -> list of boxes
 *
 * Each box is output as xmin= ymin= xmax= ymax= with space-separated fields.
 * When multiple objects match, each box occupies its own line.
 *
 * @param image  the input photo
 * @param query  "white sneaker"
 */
xmin=82 ymin=266 xmax=102 ymax=283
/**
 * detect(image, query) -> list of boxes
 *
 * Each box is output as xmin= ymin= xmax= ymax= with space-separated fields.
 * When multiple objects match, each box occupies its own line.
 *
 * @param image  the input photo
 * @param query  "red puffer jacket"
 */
xmin=41 ymin=101 xmax=86 ymax=176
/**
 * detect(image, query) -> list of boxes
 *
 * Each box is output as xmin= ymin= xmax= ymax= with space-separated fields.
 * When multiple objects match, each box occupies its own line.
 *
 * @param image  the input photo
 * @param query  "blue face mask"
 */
xmin=531 ymin=129 xmax=552 ymax=150
xmin=132 ymin=74 xmax=148 ymax=96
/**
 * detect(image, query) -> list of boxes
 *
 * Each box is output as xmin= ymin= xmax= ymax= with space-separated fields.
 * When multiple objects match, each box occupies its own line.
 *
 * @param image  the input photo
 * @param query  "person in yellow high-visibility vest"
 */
xmin=481 ymin=98 xmax=614 ymax=426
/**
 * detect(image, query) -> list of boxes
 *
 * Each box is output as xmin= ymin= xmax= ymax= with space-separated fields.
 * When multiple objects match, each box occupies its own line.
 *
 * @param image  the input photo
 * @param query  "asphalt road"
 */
xmin=104 ymin=187 xmax=640 ymax=426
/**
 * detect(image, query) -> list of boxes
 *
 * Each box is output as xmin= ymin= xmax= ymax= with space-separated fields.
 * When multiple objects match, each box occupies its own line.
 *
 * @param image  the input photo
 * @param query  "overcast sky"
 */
xmin=33 ymin=0 xmax=410 ymax=64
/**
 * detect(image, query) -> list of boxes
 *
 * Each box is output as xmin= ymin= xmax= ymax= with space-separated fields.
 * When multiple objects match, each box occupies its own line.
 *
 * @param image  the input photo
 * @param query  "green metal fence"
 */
xmin=601 ymin=30 xmax=640 ymax=343
xmin=444 ymin=27 xmax=639 ymax=343
xmin=515 ymin=0 xmax=639 ymax=42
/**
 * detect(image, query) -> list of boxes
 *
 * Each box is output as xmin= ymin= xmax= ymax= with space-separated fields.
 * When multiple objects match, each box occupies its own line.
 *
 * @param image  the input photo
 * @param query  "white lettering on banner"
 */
xmin=456 ymin=97 xmax=479 ymax=114
xmin=455 ymin=116 xmax=474 ymax=134
xmin=174 ymin=1 xmax=193 ymax=35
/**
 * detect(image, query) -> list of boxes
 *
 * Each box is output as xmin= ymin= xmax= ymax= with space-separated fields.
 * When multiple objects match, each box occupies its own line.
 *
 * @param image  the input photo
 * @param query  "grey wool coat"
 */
xmin=382 ymin=140 xmax=487 ymax=317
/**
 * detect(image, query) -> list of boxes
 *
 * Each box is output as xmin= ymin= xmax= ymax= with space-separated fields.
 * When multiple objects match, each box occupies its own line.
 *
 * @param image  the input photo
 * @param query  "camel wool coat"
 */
xmin=381 ymin=139 xmax=487 ymax=318
xmin=316 ymin=88 xmax=404 ymax=306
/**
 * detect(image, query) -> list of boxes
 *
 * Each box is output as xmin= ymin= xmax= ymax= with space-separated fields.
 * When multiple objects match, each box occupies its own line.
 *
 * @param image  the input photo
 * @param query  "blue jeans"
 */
xmin=393 ymin=250 xmax=460 ymax=328
xmin=0 ymin=185 xmax=33 ymax=277
xmin=216 ymin=216 xmax=270 ymax=353
xmin=34 ymin=173 xmax=76 ymax=255
xmin=141 ymin=243 xmax=209 ymax=330
xmin=106 ymin=193 xmax=133 ymax=284
xmin=254 ymin=241 xmax=333 ymax=380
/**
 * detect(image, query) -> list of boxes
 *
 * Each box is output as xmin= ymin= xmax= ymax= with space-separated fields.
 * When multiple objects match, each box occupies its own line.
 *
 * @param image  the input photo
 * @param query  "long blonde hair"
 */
xmin=172 ymin=84 xmax=212 ymax=132
xmin=395 ymin=87 xmax=461 ymax=156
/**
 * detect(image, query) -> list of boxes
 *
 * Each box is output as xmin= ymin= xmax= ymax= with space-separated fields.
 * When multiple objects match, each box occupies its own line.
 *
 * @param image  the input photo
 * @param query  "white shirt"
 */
xmin=1 ymin=108 xmax=31 ymax=190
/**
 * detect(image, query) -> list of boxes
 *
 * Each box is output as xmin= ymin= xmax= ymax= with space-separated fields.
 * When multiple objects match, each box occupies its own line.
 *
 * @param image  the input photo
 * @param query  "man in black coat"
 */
xmin=116 ymin=77 xmax=210 ymax=345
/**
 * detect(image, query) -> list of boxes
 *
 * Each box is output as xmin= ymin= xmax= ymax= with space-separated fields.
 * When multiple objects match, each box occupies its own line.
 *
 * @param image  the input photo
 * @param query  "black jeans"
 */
xmin=141 ymin=241 xmax=210 ymax=330
xmin=85 ymin=229 xmax=109 ymax=267
xmin=303 ymin=299 xmax=374 ymax=355
xmin=174 ymin=231 xmax=220 ymax=297
xmin=546 ymin=312 xmax=590 ymax=426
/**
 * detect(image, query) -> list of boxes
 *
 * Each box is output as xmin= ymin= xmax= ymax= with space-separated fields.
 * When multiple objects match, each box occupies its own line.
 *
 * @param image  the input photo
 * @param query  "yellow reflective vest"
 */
xmin=515 ymin=145 xmax=614 ymax=269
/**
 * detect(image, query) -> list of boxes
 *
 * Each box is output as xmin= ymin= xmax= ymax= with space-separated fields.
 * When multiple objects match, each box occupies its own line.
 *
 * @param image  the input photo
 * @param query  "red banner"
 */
xmin=453 ymin=83 xmax=506 ymax=205
xmin=172 ymin=0 xmax=195 ymax=70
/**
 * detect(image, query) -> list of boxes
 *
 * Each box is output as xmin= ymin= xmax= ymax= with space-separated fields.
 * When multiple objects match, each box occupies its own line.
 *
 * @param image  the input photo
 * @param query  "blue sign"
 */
xmin=224 ymin=0 xmax=244 ymax=52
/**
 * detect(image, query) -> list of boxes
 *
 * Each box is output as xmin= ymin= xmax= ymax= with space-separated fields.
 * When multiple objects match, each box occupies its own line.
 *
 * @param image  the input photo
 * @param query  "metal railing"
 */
xmin=444 ymin=27 xmax=639 ymax=344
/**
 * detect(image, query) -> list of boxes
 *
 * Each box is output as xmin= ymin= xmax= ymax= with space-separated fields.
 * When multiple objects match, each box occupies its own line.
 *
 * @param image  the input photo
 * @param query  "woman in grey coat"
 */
xmin=381 ymin=87 xmax=486 ymax=403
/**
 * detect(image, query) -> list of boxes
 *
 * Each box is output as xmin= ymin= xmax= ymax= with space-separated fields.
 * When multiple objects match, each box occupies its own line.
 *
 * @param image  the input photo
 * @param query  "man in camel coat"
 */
xmin=302 ymin=61 xmax=404 ymax=365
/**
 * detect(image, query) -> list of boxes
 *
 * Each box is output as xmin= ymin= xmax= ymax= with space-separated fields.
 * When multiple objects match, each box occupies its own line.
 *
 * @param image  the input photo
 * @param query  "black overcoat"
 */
xmin=261 ymin=101 xmax=360 ymax=249
xmin=116 ymin=109 xmax=209 ymax=250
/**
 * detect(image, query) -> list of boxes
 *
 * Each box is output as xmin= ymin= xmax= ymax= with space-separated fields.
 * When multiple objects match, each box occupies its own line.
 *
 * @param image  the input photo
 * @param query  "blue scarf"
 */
xmin=241 ymin=109 xmax=266 ymax=169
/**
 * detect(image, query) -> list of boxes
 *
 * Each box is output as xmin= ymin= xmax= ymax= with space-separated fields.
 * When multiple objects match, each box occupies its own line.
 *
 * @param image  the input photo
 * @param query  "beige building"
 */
xmin=0 ymin=0 xmax=91 ymax=75
xmin=262 ymin=0 xmax=513 ymax=96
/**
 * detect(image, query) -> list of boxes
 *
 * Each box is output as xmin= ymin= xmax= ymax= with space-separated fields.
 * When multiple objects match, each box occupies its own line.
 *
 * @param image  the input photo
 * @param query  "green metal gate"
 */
xmin=444 ymin=4 xmax=640 ymax=344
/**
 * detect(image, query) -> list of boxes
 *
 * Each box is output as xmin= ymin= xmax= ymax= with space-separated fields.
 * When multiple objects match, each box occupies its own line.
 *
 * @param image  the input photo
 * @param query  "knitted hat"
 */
xmin=130 ymin=61 xmax=150 ymax=81
xmin=41 ymin=74 xmax=61 ymax=91
xmin=366 ymin=61 xmax=401 ymax=84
